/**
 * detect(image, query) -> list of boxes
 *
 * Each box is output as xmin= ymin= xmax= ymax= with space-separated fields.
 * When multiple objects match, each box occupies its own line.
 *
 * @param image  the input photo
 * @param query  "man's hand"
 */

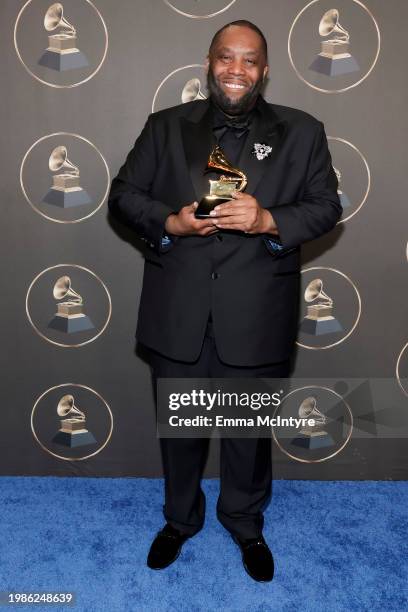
xmin=209 ymin=191 xmax=279 ymax=235
xmin=165 ymin=201 xmax=219 ymax=236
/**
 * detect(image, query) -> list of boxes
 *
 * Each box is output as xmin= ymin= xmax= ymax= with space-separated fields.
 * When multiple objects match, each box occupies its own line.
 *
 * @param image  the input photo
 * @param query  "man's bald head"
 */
xmin=208 ymin=20 xmax=268 ymax=63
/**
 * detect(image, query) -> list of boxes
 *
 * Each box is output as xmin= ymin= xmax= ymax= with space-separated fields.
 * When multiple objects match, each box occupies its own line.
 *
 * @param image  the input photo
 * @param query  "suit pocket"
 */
xmin=268 ymin=247 xmax=300 ymax=276
xmin=143 ymin=256 xmax=164 ymax=269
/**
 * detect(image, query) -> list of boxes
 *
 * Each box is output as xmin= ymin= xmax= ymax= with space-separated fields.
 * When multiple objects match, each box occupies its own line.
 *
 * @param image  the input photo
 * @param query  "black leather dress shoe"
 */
xmin=232 ymin=534 xmax=274 ymax=582
xmin=147 ymin=523 xmax=191 ymax=570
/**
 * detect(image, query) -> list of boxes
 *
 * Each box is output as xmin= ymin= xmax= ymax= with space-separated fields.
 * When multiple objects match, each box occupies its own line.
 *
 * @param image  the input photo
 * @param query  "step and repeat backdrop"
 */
xmin=1 ymin=0 xmax=407 ymax=478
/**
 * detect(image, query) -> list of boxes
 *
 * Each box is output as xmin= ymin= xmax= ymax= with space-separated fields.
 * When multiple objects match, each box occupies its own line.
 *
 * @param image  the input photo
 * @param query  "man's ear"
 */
xmin=263 ymin=65 xmax=269 ymax=81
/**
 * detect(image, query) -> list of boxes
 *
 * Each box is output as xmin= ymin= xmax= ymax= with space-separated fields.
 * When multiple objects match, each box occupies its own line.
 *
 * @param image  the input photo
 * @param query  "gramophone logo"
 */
xmin=309 ymin=8 xmax=359 ymax=76
xmin=163 ymin=0 xmax=236 ymax=19
xmin=287 ymin=0 xmax=380 ymax=93
xmin=20 ymin=133 xmax=110 ymax=223
xmin=181 ymin=78 xmax=207 ymax=103
xmin=48 ymin=275 xmax=95 ymax=334
xmin=300 ymin=278 xmax=343 ymax=336
xmin=42 ymin=145 xmax=91 ymax=208
xmin=328 ymin=136 xmax=370 ymax=223
xmin=297 ymin=267 xmax=361 ymax=350
xmin=31 ymin=383 xmax=112 ymax=461
xmin=152 ymin=65 xmax=207 ymax=113
xmin=26 ymin=264 xmax=111 ymax=347
xmin=52 ymin=394 xmax=96 ymax=447
xmin=291 ymin=396 xmax=334 ymax=450
xmin=271 ymin=385 xmax=353 ymax=463
xmin=14 ymin=0 xmax=108 ymax=88
xmin=38 ymin=3 xmax=89 ymax=71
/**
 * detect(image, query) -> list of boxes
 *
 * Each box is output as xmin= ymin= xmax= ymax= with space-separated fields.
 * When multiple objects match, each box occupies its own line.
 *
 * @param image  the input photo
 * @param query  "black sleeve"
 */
xmin=107 ymin=114 xmax=178 ymax=255
xmin=263 ymin=121 xmax=342 ymax=253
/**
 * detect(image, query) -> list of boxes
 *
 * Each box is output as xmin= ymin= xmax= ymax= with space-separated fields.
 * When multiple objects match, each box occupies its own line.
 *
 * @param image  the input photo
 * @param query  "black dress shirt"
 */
xmin=206 ymin=98 xmax=260 ymax=325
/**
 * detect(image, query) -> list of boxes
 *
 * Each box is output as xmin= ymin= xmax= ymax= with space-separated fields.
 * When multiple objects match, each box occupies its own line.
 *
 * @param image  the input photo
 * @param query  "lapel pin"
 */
xmin=252 ymin=143 xmax=273 ymax=161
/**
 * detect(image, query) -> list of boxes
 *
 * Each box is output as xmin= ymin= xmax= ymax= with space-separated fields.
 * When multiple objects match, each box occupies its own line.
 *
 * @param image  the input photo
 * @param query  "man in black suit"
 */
xmin=108 ymin=20 xmax=341 ymax=582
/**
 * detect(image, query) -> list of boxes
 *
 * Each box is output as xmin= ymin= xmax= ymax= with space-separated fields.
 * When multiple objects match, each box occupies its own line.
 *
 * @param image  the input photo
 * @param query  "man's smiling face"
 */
xmin=206 ymin=25 xmax=268 ymax=115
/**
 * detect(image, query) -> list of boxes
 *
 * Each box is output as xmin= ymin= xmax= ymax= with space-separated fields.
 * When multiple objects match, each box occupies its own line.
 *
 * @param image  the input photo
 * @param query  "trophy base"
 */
xmin=195 ymin=195 xmax=232 ymax=219
xmin=38 ymin=49 xmax=89 ymax=72
xmin=52 ymin=430 xmax=97 ymax=448
xmin=48 ymin=314 xmax=95 ymax=334
xmin=291 ymin=432 xmax=334 ymax=450
xmin=339 ymin=192 xmax=351 ymax=209
xmin=300 ymin=316 xmax=343 ymax=336
xmin=309 ymin=54 xmax=360 ymax=77
xmin=42 ymin=188 xmax=92 ymax=208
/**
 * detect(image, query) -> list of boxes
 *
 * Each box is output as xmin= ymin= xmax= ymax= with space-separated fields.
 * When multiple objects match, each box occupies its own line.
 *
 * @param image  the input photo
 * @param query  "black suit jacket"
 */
xmin=108 ymin=96 xmax=342 ymax=366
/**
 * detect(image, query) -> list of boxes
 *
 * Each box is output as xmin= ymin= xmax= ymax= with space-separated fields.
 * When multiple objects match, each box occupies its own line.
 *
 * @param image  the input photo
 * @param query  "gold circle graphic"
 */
xmin=288 ymin=0 xmax=381 ymax=93
xmin=163 ymin=0 xmax=236 ymax=19
xmin=396 ymin=342 xmax=408 ymax=398
xmin=272 ymin=385 xmax=353 ymax=463
xmin=31 ymin=383 xmax=113 ymax=461
xmin=297 ymin=266 xmax=362 ymax=350
xmin=20 ymin=132 xmax=110 ymax=224
xmin=152 ymin=63 xmax=206 ymax=113
xmin=328 ymin=136 xmax=371 ymax=224
xmin=26 ymin=263 xmax=112 ymax=348
xmin=14 ymin=0 xmax=109 ymax=88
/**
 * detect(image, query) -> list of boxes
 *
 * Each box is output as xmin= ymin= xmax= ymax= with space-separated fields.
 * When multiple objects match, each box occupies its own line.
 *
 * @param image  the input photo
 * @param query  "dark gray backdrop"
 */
xmin=1 ymin=0 xmax=407 ymax=478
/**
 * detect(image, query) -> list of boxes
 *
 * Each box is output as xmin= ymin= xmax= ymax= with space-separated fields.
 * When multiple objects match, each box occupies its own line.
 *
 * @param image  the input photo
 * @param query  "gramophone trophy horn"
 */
xmin=181 ymin=78 xmax=207 ymax=103
xmin=53 ymin=393 xmax=96 ymax=448
xmin=38 ymin=3 xmax=89 ymax=72
xmin=52 ymin=275 xmax=82 ymax=304
xmin=300 ymin=278 xmax=343 ymax=336
xmin=299 ymin=396 xmax=326 ymax=426
xmin=57 ymin=394 xmax=85 ymax=420
xmin=43 ymin=145 xmax=92 ymax=209
xmin=49 ymin=146 xmax=79 ymax=176
xmin=309 ymin=8 xmax=359 ymax=77
xmin=48 ymin=275 xmax=95 ymax=334
xmin=319 ymin=9 xmax=349 ymax=42
xmin=208 ymin=145 xmax=248 ymax=191
xmin=44 ymin=3 xmax=76 ymax=35
xmin=291 ymin=396 xmax=334 ymax=450
xmin=195 ymin=145 xmax=248 ymax=219
xmin=304 ymin=278 xmax=333 ymax=306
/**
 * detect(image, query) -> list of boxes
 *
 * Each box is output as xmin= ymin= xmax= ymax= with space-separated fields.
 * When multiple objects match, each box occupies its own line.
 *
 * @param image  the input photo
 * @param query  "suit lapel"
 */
xmin=180 ymin=100 xmax=216 ymax=202
xmin=237 ymin=97 xmax=288 ymax=196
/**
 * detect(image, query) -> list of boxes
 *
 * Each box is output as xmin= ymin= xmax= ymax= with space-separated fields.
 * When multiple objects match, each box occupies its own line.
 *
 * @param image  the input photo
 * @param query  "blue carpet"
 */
xmin=0 ymin=478 xmax=407 ymax=612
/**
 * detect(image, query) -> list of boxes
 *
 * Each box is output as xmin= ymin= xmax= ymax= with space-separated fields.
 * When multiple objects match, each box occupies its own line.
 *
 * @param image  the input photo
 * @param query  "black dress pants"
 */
xmin=145 ymin=319 xmax=291 ymax=540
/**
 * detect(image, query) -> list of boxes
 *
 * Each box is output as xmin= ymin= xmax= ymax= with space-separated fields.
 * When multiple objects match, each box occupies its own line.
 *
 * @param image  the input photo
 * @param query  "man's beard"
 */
xmin=206 ymin=68 xmax=264 ymax=117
